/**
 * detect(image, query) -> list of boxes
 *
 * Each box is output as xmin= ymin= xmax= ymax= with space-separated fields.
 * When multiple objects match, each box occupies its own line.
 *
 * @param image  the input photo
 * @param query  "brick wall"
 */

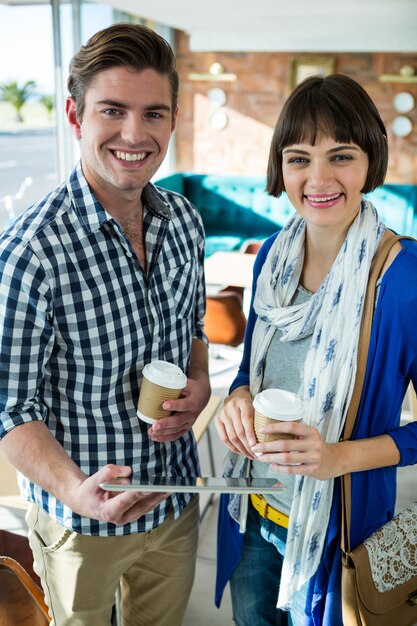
xmin=175 ymin=32 xmax=417 ymax=184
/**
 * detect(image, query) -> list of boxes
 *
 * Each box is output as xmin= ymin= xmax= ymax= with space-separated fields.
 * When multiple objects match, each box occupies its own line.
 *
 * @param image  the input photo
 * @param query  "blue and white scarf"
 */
xmin=250 ymin=201 xmax=384 ymax=608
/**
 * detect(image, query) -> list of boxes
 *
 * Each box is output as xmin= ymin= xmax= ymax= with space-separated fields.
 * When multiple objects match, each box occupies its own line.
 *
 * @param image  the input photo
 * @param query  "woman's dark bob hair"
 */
xmin=266 ymin=73 xmax=388 ymax=197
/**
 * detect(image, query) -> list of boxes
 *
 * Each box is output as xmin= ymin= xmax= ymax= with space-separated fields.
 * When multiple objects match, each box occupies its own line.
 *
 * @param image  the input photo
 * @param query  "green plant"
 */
xmin=40 ymin=94 xmax=54 ymax=119
xmin=0 ymin=80 xmax=37 ymax=122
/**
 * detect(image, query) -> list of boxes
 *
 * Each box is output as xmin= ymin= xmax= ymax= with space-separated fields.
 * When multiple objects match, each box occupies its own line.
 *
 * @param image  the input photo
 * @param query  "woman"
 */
xmin=214 ymin=74 xmax=417 ymax=626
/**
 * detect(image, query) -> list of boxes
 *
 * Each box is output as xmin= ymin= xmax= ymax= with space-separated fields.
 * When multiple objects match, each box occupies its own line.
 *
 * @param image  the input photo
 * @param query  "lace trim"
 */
xmin=364 ymin=503 xmax=417 ymax=592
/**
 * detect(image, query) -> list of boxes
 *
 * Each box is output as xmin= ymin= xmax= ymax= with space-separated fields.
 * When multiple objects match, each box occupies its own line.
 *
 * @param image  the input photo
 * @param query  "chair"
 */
xmin=0 ymin=556 xmax=49 ymax=625
xmin=204 ymin=290 xmax=246 ymax=347
xmin=0 ymin=530 xmax=40 ymax=587
xmin=192 ymin=394 xmax=222 ymax=476
xmin=192 ymin=395 xmax=222 ymax=520
xmin=240 ymin=239 xmax=263 ymax=255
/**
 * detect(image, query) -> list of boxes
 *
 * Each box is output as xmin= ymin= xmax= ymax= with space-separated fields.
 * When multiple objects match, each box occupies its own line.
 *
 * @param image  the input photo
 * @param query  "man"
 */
xmin=0 ymin=23 xmax=210 ymax=626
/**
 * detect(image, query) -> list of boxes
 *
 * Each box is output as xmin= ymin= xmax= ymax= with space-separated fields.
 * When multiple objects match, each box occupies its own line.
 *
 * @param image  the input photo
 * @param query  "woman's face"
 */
xmin=281 ymin=136 xmax=369 ymax=235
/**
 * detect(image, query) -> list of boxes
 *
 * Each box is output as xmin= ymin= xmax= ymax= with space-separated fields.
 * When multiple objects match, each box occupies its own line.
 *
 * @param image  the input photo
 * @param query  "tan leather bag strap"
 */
xmin=341 ymin=231 xmax=416 ymax=554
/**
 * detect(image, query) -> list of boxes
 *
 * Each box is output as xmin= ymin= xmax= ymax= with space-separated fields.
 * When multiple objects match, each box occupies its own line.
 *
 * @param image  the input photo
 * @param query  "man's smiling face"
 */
xmin=66 ymin=65 xmax=177 ymax=208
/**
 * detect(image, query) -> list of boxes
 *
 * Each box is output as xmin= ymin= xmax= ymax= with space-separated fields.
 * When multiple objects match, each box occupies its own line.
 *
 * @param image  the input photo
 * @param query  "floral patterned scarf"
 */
xmin=250 ymin=201 xmax=384 ymax=608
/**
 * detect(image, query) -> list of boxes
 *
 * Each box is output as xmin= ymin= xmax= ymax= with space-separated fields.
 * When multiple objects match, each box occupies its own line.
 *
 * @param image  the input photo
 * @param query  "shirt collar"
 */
xmin=142 ymin=182 xmax=172 ymax=222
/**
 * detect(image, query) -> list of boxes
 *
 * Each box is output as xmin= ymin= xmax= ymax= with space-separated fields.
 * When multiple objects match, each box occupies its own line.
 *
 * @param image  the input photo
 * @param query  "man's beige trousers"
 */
xmin=26 ymin=496 xmax=199 ymax=626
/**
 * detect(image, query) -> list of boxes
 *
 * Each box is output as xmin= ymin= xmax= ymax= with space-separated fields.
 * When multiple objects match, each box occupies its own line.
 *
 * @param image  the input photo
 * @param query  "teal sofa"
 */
xmin=155 ymin=173 xmax=417 ymax=256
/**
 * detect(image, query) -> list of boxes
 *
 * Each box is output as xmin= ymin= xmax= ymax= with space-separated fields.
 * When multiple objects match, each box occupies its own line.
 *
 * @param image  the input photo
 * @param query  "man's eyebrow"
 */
xmin=96 ymin=99 xmax=172 ymax=112
xmin=96 ymin=99 xmax=126 ymax=108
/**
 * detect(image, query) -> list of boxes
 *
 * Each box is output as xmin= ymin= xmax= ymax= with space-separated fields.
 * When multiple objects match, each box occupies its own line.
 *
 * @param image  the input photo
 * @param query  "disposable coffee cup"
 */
xmin=253 ymin=389 xmax=303 ymax=444
xmin=137 ymin=360 xmax=187 ymax=425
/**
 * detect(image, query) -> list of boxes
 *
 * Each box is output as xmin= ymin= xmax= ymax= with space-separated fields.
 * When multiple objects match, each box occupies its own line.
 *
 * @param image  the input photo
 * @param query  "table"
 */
xmin=204 ymin=251 xmax=256 ymax=288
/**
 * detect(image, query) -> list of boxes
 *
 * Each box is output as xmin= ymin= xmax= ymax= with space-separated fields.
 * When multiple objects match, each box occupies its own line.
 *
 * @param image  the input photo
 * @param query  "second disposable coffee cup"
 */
xmin=253 ymin=389 xmax=303 ymax=444
xmin=137 ymin=360 xmax=187 ymax=425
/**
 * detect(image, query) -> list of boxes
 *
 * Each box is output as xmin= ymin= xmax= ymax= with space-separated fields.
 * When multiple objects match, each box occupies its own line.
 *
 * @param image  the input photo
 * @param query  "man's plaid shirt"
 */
xmin=0 ymin=162 xmax=207 ymax=536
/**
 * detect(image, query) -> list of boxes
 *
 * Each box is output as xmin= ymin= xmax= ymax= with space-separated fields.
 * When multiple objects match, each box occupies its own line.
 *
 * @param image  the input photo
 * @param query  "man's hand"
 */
xmin=148 ymin=377 xmax=211 ymax=442
xmin=68 ymin=464 xmax=168 ymax=524
xmin=1 ymin=423 xmax=167 ymax=524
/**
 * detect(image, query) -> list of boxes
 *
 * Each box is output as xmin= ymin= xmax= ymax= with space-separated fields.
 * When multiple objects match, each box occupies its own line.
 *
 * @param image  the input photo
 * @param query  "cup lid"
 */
xmin=142 ymin=360 xmax=187 ymax=389
xmin=253 ymin=389 xmax=303 ymax=420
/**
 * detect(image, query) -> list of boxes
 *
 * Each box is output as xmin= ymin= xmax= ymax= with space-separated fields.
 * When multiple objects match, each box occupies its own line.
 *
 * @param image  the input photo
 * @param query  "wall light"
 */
xmin=188 ymin=62 xmax=237 ymax=82
xmin=207 ymin=87 xmax=227 ymax=106
xmin=391 ymin=115 xmax=413 ymax=138
xmin=393 ymin=92 xmax=415 ymax=114
xmin=379 ymin=64 xmax=417 ymax=83
xmin=209 ymin=110 xmax=228 ymax=130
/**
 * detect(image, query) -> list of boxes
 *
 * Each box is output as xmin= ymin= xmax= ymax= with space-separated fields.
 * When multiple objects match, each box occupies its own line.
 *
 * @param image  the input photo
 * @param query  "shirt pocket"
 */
xmin=168 ymin=259 xmax=197 ymax=319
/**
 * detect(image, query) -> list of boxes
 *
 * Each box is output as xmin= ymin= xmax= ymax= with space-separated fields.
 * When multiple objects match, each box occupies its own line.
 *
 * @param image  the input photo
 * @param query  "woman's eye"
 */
xmin=333 ymin=154 xmax=353 ymax=162
xmin=287 ymin=157 xmax=307 ymax=164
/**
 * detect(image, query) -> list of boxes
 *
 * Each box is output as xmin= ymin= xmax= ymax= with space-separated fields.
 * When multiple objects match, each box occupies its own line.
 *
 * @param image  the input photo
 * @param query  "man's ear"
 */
xmin=66 ymin=97 xmax=82 ymax=140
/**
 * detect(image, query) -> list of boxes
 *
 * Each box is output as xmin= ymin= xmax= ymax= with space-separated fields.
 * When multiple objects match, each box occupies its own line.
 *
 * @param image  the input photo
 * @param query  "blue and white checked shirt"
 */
xmin=0 ymin=162 xmax=207 ymax=536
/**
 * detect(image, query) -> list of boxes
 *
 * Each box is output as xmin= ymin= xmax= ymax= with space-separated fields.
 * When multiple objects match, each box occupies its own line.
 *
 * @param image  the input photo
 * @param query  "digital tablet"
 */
xmin=99 ymin=476 xmax=285 ymax=495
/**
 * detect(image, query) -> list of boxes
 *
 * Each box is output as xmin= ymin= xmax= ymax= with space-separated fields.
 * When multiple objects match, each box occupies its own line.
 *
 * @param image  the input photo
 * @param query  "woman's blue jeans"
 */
xmin=230 ymin=502 xmax=308 ymax=626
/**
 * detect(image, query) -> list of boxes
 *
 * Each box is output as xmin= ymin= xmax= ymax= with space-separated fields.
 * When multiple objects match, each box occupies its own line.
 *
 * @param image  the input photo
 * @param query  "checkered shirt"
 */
xmin=0 ymin=162 xmax=207 ymax=536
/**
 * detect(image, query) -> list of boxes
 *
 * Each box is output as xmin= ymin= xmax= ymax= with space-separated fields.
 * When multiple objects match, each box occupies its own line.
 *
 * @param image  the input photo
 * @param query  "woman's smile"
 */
xmin=304 ymin=192 xmax=343 ymax=208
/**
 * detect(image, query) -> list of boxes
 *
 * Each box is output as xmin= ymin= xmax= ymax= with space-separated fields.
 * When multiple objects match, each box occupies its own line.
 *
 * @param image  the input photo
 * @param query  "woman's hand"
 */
xmin=215 ymin=386 xmax=258 ymax=459
xmin=251 ymin=420 xmax=340 ymax=480
xmin=251 ymin=420 xmax=401 ymax=480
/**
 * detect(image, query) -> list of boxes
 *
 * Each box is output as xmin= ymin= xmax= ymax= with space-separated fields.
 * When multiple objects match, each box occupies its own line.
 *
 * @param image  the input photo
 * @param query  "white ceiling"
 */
xmin=3 ymin=0 xmax=417 ymax=52
xmin=98 ymin=0 xmax=417 ymax=52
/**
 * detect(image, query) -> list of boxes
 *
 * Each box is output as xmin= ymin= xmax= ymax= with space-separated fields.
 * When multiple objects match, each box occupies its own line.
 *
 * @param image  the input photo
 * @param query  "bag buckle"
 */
xmin=341 ymin=552 xmax=353 ymax=569
xmin=406 ymin=591 xmax=417 ymax=606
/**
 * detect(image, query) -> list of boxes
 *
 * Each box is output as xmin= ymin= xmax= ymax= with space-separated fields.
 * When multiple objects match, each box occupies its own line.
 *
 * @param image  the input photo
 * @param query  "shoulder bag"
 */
xmin=341 ymin=230 xmax=417 ymax=626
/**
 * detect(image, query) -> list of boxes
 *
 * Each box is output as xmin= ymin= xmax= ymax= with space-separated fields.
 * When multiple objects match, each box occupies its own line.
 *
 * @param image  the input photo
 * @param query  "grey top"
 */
xmin=251 ymin=285 xmax=312 ymax=514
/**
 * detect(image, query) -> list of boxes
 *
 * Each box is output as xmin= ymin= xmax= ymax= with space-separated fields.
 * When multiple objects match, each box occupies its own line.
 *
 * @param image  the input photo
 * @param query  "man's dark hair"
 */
xmin=67 ymin=22 xmax=178 ymax=121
